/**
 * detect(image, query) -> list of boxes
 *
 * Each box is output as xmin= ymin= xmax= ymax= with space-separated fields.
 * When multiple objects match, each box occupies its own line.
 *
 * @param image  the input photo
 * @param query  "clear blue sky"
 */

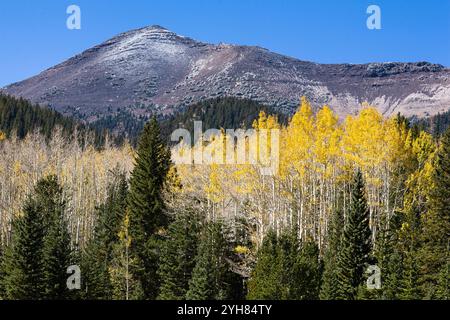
xmin=0 ymin=0 xmax=449 ymax=87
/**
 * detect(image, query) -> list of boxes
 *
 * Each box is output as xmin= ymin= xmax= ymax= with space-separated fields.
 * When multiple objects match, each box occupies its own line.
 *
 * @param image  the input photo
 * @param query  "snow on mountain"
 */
xmin=3 ymin=25 xmax=450 ymax=120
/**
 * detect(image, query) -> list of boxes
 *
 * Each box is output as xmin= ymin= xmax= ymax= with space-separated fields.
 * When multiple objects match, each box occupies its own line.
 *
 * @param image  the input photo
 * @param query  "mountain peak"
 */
xmin=4 ymin=27 xmax=450 ymax=120
xmin=147 ymin=24 xmax=168 ymax=31
xmin=121 ymin=24 xmax=196 ymax=44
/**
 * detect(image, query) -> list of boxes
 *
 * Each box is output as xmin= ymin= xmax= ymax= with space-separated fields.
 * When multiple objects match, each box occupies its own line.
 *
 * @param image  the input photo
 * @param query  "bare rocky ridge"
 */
xmin=3 ymin=25 xmax=450 ymax=120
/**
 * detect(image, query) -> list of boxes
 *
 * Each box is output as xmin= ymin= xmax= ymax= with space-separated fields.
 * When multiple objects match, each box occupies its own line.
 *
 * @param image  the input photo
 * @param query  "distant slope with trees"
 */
xmin=0 ymin=94 xmax=107 ymax=147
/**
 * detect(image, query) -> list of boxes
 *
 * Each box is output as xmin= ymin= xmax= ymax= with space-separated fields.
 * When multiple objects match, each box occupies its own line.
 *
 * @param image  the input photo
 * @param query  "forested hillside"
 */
xmin=0 ymin=94 xmax=107 ymax=147
xmin=89 ymin=97 xmax=286 ymax=145
xmin=0 ymin=97 xmax=448 ymax=300
xmin=160 ymin=97 xmax=288 ymax=142
xmin=413 ymin=110 xmax=450 ymax=137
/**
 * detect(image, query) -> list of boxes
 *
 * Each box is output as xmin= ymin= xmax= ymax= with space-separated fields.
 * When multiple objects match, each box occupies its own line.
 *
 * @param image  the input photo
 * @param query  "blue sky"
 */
xmin=0 ymin=0 xmax=449 ymax=87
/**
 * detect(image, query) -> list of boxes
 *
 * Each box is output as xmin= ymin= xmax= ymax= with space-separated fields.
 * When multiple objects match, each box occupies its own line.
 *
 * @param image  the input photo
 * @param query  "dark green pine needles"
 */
xmin=1 ymin=175 xmax=72 ymax=300
xmin=127 ymin=117 xmax=172 ymax=299
xmin=335 ymin=170 xmax=372 ymax=300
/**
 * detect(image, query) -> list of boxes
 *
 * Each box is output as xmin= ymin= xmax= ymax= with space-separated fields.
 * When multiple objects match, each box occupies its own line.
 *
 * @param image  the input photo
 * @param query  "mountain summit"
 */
xmin=3 ymin=25 xmax=450 ymax=120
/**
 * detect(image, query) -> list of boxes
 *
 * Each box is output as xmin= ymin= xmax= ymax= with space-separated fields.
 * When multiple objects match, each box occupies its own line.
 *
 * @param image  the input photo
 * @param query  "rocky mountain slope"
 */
xmin=3 ymin=25 xmax=450 ymax=120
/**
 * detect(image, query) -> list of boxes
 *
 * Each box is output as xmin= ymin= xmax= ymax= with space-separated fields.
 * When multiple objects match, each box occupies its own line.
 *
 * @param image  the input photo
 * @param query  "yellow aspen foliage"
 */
xmin=166 ymin=166 xmax=183 ymax=193
xmin=234 ymin=245 xmax=250 ymax=255
xmin=165 ymin=98 xmax=435 ymax=248
xmin=204 ymin=163 xmax=225 ymax=203
xmin=412 ymin=131 xmax=435 ymax=166
xmin=118 ymin=210 xmax=132 ymax=248
xmin=252 ymin=111 xmax=280 ymax=169
xmin=281 ymin=96 xmax=315 ymax=178
xmin=313 ymin=105 xmax=342 ymax=176
xmin=342 ymin=107 xmax=386 ymax=170
xmin=401 ymin=135 xmax=437 ymax=229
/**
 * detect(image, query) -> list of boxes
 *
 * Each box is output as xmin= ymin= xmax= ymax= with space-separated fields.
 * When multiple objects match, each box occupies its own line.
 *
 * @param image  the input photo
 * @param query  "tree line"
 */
xmin=0 ymin=93 xmax=107 ymax=148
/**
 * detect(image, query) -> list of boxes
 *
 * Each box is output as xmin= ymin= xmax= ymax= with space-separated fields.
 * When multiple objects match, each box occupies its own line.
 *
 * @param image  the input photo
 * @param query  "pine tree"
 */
xmin=247 ymin=230 xmax=282 ymax=300
xmin=419 ymin=128 xmax=450 ymax=298
xmin=335 ymin=170 xmax=372 ymax=300
xmin=1 ymin=176 xmax=75 ymax=300
xmin=381 ymin=250 xmax=403 ymax=299
xmin=82 ymin=169 xmax=128 ymax=299
xmin=320 ymin=210 xmax=344 ymax=300
xmin=291 ymin=241 xmax=322 ymax=300
xmin=248 ymin=230 xmax=322 ymax=300
xmin=277 ymin=231 xmax=318 ymax=300
xmin=372 ymin=213 xmax=402 ymax=300
xmin=380 ymin=223 xmax=405 ymax=299
xmin=157 ymin=210 xmax=202 ymax=300
xmin=398 ymin=251 xmax=421 ymax=299
xmin=40 ymin=176 xmax=73 ymax=300
xmin=127 ymin=117 xmax=172 ymax=299
xmin=1 ymin=186 xmax=47 ymax=299
xmin=186 ymin=222 xmax=232 ymax=300
xmin=378 ymin=211 xmax=422 ymax=300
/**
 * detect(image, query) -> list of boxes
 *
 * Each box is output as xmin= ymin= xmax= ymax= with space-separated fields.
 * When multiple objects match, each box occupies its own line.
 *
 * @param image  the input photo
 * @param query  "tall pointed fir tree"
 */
xmin=1 ymin=175 xmax=71 ymax=299
xmin=373 ymin=213 xmax=404 ymax=300
xmin=276 ymin=232 xmax=299 ymax=300
xmin=186 ymin=222 xmax=233 ymax=300
xmin=40 ymin=176 xmax=73 ymax=300
xmin=291 ymin=240 xmax=322 ymax=300
xmin=335 ymin=170 xmax=372 ymax=300
xmin=386 ymin=209 xmax=421 ymax=300
xmin=320 ymin=210 xmax=344 ymax=300
xmin=247 ymin=230 xmax=282 ymax=300
xmin=1 ymin=198 xmax=45 ymax=299
xmin=127 ymin=117 xmax=172 ymax=299
xmin=157 ymin=210 xmax=202 ymax=300
xmin=82 ymin=169 xmax=128 ymax=299
xmin=276 ymin=231 xmax=322 ymax=300
xmin=419 ymin=128 xmax=450 ymax=299
xmin=248 ymin=230 xmax=322 ymax=300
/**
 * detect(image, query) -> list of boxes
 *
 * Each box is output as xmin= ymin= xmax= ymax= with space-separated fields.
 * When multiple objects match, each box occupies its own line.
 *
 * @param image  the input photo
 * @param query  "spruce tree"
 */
xmin=291 ymin=241 xmax=322 ymax=300
xmin=40 ymin=176 xmax=72 ymax=300
xmin=127 ymin=117 xmax=171 ymax=299
xmin=419 ymin=128 xmax=450 ymax=298
xmin=277 ymin=231 xmax=300 ymax=300
xmin=1 ymin=176 xmax=74 ymax=300
xmin=157 ymin=210 xmax=202 ymax=300
xmin=398 ymin=252 xmax=421 ymax=299
xmin=248 ymin=230 xmax=322 ymax=300
xmin=1 ymin=187 xmax=47 ymax=299
xmin=247 ymin=230 xmax=282 ymax=300
xmin=186 ymin=222 xmax=232 ymax=300
xmin=82 ymin=169 xmax=128 ymax=299
xmin=380 ymin=211 xmax=422 ymax=300
xmin=372 ymin=213 xmax=401 ymax=300
xmin=320 ymin=210 xmax=344 ymax=300
xmin=335 ymin=170 xmax=372 ymax=300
